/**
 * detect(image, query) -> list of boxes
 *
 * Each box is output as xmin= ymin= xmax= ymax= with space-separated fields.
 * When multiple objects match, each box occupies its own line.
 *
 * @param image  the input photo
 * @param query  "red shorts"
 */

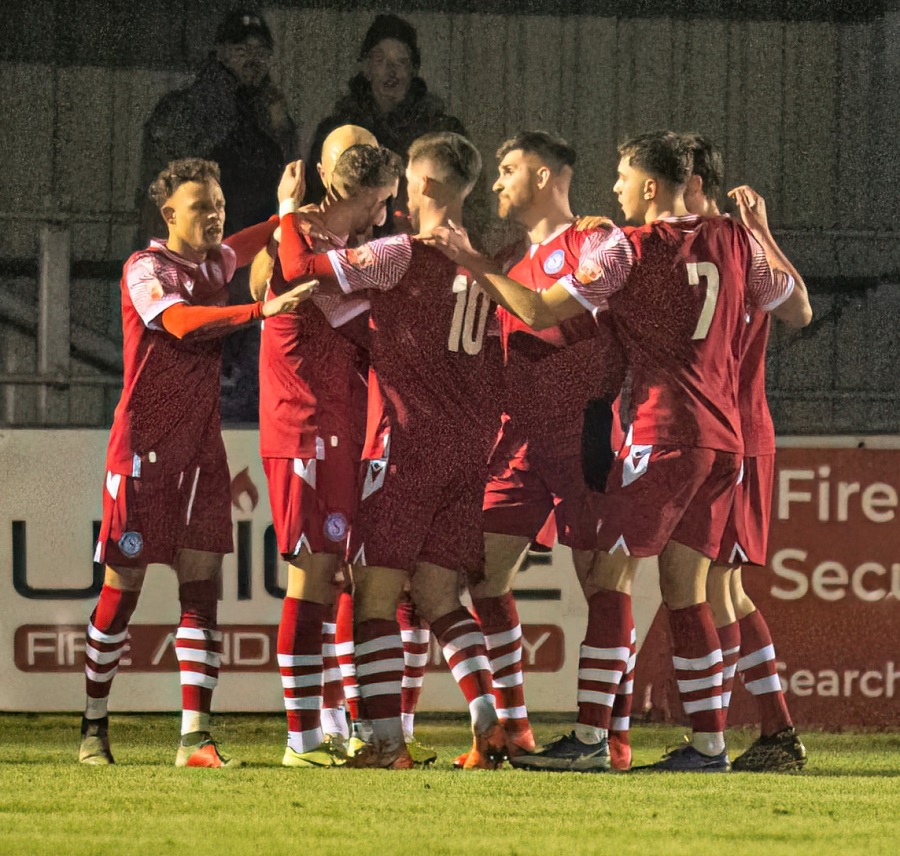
xmin=716 ymin=454 xmax=773 ymax=566
xmin=597 ymin=443 xmax=741 ymax=560
xmin=263 ymin=439 xmax=359 ymax=558
xmin=482 ymin=419 xmax=602 ymax=551
xmin=95 ymin=446 xmax=233 ymax=568
xmin=350 ymin=440 xmax=487 ymax=577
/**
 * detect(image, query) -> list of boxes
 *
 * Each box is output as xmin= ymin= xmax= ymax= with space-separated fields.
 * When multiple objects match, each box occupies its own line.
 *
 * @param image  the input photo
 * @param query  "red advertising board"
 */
xmin=634 ymin=445 xmax=900 ymax=730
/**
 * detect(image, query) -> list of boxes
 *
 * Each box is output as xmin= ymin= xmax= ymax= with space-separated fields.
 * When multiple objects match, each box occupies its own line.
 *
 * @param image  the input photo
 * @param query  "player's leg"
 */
xmin=320 ymin=596 xmax=350 ymax=748
xmin=279 ymin=552 xmax=344 ymax=767
xmin=333 ymin=588 xmax=366 ymax=749
xmin=471 ymin=533 xmax=534 ymax=745
xmin=707 ymin=563 xmax=741 ymax=721
xmin=654 ymin=540 xmax=730 ymax=768
xmin=397 ymin=595 xmax=436 ymax=764
xmin=515 ymin=548 xmax=637 ymax=772
xmin=262 ymin=453 xmax=350 ymax=766
xmin=172 ymin=548 xmax=233 ymax=768
xmin=730 ymin=567 xmax=806 ymax=771
xmin=79 ymin=564 xmax=145 ymax=764
xmin=471 ymin=437 xmax=552 ymax=759
xmin=346 ymin=564 xmax=412 ymax=768
xmin=410 ymin=562 xmax=505 ymax=770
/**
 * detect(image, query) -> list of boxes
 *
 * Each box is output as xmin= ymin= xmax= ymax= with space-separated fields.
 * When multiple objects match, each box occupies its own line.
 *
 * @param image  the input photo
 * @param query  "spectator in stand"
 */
xmin=305 ymin=13 xmax=489 ymax=243
xmin=139 ymin=7 xmax=299 ymax=422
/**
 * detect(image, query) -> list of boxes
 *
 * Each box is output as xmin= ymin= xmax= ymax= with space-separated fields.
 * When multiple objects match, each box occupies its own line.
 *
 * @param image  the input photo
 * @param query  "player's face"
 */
xmin=218 ymin=36 xmax=272 ymax=88
xmin=349 ymin=181 xmax=399 ymax=232
xmin=493 ymin=150 xmax=538 ymax=222
xmin=613 ymin=156 xmax=649 ymax=223
xmin=163 ymin=180 xmax=225 ymax=254
xmin=365 ymin=39 xmax=414 ymax=113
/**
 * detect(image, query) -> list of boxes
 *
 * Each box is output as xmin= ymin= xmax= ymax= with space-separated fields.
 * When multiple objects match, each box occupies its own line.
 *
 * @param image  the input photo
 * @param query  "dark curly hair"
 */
xmin=148 ymin=158 xmax=221 ymax=208
xmin=332 ymin=145 xmax=403 ymax=196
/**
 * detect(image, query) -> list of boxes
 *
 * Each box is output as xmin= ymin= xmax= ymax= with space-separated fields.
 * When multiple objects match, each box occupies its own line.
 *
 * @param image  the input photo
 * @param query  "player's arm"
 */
xmin=158 ymin=282 xmax=318 ymax=339
xmin=729 ymin=185 xmax=812 ymax=328
xmin=223 ymin=216 xmax=280 ymax=269
xmin=425 ymin=223 xmax=633 ymax=330
xmin=249 ymin=243 xmax=276 ymax=301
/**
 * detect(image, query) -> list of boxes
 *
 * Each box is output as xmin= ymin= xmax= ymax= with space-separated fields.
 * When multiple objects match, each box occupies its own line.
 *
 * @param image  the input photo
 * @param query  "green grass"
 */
xmin=0 ymin=714 xmax=897 ymax=856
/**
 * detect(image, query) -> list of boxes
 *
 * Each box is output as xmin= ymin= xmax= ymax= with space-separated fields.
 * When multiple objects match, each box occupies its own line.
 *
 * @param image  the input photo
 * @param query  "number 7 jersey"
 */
xmin=561 ymin=215 xmax=794 ymax=453
xmin=325 ymin=234 xmax=498 ymax=459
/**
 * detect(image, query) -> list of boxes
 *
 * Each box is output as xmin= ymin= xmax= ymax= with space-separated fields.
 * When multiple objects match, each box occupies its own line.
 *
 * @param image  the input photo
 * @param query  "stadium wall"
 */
xmin=1 ymin=429 xmax=897 ymax=729
xmin=1 ymin=5 xmax=898 ymax=431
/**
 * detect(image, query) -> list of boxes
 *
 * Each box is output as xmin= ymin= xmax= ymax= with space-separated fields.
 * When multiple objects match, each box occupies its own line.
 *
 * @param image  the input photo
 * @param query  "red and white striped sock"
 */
xmin=83 ymin=584 xmax=140 ymax=720
xmin=737 ymin=609 xmax=793 ymax=735
xmin=610 ymin=624 xmax=636 ymax=741
xmin=277 ymin=597 xmax=327 ymax=753
xmin=321 ymin=604 xmax=349 ymax=739
xmin=669 ymin=603 xmax=725 ymax=753
xmin=716 ymin=620 xmax=741 ymax=720
xmin=430 ymin=608 xmax=497 ymax=733
xmin=576 ymin=590 xmax=632 ymax=736
xmin=354 ymin=618 xmax=405 ymax=747
xmin=398 ymin=599 xmax=429 ymax=740
xmin=472 ymin=593 xmax=531 ymax=740
xmin=335 ymin=591 xmax=360 ymax=722
xmin=175 ymin=580 xmax=222 ymax=737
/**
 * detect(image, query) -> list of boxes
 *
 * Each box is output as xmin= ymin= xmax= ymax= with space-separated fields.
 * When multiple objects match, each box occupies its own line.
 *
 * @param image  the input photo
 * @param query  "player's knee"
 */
xmin=352 ymin=565 xmax=406 ymax=623
xmin=730 ymin=571 xmax=756 ymax=619
xmin=174 ymin=549 xmax=223 ymax=583
xmin=286 ymin=553 xmax=338 ymax=603
xmin=409 ymin=564 xmax=462 ymax=623
xmin=105 ymin=565 xmax=147 ymax=592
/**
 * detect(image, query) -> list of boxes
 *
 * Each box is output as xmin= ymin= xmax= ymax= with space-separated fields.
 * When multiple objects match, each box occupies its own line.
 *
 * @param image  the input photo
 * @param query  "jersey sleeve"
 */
xmin=125 ymin=254 xmax=187 ymax=329
xmin=327 ymin=234 xmax=413 ymax=294
xmin=556 ymin=227 xmax=634 ymax=312
xmin=746 ymin=235 xmax=795 ymax=312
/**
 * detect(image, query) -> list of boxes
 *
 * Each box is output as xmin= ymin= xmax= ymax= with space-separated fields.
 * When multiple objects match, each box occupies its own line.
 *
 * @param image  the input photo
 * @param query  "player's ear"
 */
xmin=643 ymin=177 xmax=657 ymax=201
xmin=535 ymin=166 xmax=551 ymax=190
xmin=421 ymin=176 xmax=441 ymax=200
xmin=161 ymin=204 xmax=176 ymax=225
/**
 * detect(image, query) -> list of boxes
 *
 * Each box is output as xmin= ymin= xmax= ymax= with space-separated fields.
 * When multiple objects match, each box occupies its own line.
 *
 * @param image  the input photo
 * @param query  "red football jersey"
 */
xmin=325 ymin=235 xmax=498 ymax=459
xmin=562 ymin=216 xmax=792 ymax=453
xmin=258 ymin=238 xmax=368 ymax=459
xmin=736 ymin=310 xmax=775 ymax=456
xmin=499 ymin=224 xmax=625 ymax=426
xmin=106 ymin=240 xmax=237 ymax=476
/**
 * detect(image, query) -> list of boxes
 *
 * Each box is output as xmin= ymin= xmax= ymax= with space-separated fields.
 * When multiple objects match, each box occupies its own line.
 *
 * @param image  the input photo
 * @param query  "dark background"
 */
xmin=1 ymin=0 xmax=897 ymax=431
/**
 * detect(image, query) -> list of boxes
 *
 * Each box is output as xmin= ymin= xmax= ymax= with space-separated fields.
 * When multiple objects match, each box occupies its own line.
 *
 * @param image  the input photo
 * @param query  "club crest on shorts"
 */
xmin=323 ymin=512 xmax=348 ymax=542
xmin=117 ymin=531 xmax=144 ymax=558
xmin=543 ymin=249 xmax=565 ymax=275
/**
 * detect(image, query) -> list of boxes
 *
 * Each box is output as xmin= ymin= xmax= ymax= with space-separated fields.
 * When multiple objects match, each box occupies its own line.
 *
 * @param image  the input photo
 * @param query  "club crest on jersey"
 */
xmin=117 ymin=531 xmax=144 ymax=558
xmin=323 ymin=512 xmax=348 ymax=542
xmin=543 ymin=249 xmax=565 ymax=275
xmin=347 ymin=245 xmax=376 ymax=270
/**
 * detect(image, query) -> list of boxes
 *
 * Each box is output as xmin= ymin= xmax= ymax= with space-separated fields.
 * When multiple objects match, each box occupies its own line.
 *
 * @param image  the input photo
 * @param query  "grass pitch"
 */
xmin=0 ymin=714 xmax=897 ymax=856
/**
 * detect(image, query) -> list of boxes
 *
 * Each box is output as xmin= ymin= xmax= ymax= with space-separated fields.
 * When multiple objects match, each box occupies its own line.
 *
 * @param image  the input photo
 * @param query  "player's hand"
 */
xmin=293 ymin=204 xmax=340 ymax=245
xmin=422 ymin=220 xmax=479 ymax=265
xmin=575 ymin=215 xmax=616 ymax=232
xmin=278 ymin=159 xmax=306 ymax=205
xmin=727 ymin=185 xmax=771 ymax=236
xmin=262 ymin=279 xmax=318 ymax=316
xmin=230 ymin=466 xmax=259 ymax=512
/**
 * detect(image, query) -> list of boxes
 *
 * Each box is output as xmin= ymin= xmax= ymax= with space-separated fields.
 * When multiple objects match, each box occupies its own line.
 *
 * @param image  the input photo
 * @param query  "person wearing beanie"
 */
xmin=305 ymin=13 xmax=489 ymax=243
